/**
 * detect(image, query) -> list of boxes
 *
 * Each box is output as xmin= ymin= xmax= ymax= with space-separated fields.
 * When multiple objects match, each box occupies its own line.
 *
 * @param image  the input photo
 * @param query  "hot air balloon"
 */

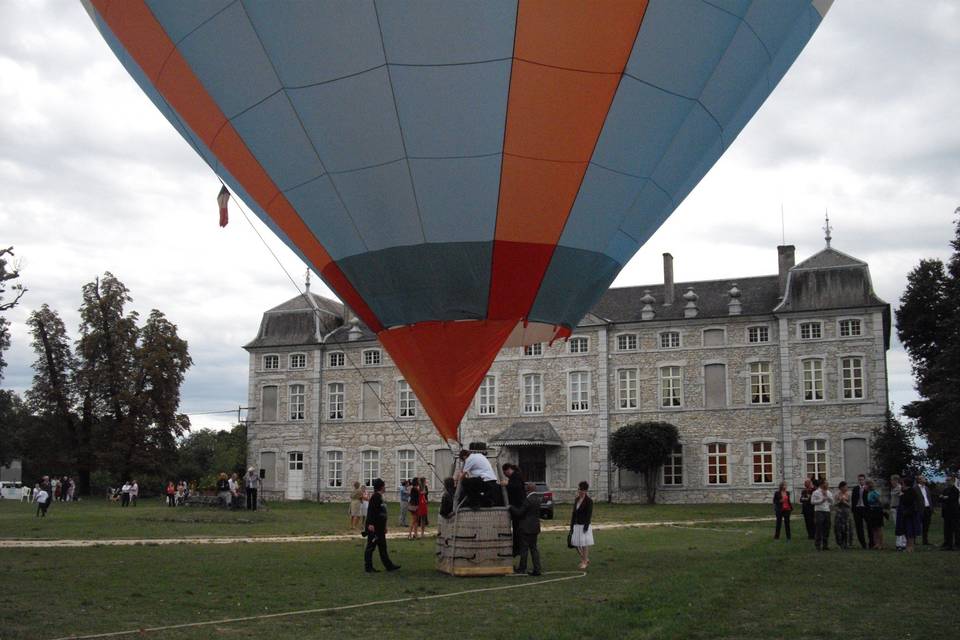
xmin=83 ymin=0 xmax=832 ymax=447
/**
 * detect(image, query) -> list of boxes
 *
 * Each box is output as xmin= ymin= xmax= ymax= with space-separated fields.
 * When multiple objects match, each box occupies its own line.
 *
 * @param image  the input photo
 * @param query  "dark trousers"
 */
xmin=516 ymin=532 xmax=541 ymax=574
xmin=37 ymin=501 xmax=49 ymax=517
xmin=774 ymin=511 xmax=791 ymax=539
xmin=511 ymin=516 xmax=521 ymax=555
xmin=943 ymin=516 xmax=957 ymax=548
xmin=814 ymin=511 xmax=831 ymax=549
xmin=852 ymin=507 xmax=873 ymax=549
xmin=166 ymin=494 xmax=175 ymax=507
xmin=364 ymin=531 xmax=397 ymax=571
xmin=922 ymin=507 xmax=932 ymax=544
xmin=246 ymin=487 xmax=257 ymax=510
xmin=121 ymin=493 xmax=129 ymax=507
xmin=802 ymin=505 xmax=815 ymax=539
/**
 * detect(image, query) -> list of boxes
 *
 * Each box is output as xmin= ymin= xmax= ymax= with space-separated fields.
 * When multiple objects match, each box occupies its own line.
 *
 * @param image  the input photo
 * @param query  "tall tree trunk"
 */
xmin=36 ymin=320 xmax=80 ymax=483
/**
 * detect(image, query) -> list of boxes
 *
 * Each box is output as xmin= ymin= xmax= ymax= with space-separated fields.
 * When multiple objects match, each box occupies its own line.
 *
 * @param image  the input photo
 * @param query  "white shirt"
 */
xmin=461 ymin=453 xmax=497 ymax=482
xmin=121 ymin=483 xmax=131 ymax=493
xmin=34 ymin=490 xmax=49 ymax=503
xmin=811 ymin=488 xmax=834 ymax=512
xmin=856 ymin=483 xmax=866 ymax=507
xmin=130 ymin=483 xmax=139 ymax=496
xmin=919 ymin=485 xmax=931 ymax=507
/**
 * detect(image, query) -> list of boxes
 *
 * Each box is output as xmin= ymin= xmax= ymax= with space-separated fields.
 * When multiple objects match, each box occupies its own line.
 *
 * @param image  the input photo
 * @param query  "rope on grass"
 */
xmin=48 ymin=571 xmax=587 ymax=640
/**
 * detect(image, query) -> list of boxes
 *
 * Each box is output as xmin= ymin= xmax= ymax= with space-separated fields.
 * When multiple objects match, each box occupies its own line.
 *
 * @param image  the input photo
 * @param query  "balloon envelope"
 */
xmin=84 ymin=0 xmax=832 ymax=441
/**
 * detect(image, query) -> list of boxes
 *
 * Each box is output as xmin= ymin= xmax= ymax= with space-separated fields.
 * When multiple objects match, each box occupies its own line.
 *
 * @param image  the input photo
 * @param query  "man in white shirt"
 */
xmin=917 ymin=476 xmax=933 ymax=545
xmin=457 ymin=449 xmax=503 ymax=507
xmin=811 ymin=479 xmax=835 ymax=551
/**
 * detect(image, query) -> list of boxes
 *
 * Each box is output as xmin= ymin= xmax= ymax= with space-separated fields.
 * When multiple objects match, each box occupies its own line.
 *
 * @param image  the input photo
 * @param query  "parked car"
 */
xmin=534 ymin=482 xmax=554 ymax=519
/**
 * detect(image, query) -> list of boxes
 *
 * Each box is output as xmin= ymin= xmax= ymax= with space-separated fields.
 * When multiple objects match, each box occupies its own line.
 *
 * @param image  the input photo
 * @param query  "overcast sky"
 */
xmin=1 ymin=1 xmax=958 ymax=431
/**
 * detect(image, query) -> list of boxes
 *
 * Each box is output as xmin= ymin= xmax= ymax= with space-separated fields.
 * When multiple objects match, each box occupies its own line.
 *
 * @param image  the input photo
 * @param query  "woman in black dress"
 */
xmin=570 ymin=481 xmax=594 ymax=570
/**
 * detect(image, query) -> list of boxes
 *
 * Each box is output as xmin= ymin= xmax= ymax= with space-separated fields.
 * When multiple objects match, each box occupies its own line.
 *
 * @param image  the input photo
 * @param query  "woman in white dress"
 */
xmin=569 ymin=481 xmax=595 ymax=570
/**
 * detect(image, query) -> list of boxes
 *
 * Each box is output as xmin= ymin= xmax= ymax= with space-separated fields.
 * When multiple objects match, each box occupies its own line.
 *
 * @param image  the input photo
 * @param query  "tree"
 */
xmin=176 ymin=423 xmax=247 ymax=488
xmin=610 ymin=421 xmax=679 ymax=504
xmin=896 ymin=214 xmax=960 ymax=470
xmin=871 ymin=411 xmax=919 ymax=481
xmin=0 ymin=246 xmax=27 ymax=381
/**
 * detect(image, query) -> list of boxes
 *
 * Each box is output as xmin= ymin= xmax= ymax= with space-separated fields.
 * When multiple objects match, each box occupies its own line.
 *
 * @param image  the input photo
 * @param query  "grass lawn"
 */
xmin=0 ymin=501 xmax=956 ymax=639
xmin=0 ymin=499 xmax=770 ymax=540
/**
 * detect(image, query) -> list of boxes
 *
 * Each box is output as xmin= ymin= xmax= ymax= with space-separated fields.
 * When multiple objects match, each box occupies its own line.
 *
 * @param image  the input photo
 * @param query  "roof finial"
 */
xmin=823 ymin=210 xmax=832 ymax=248
xmin=305 ymin=269 xmax=311 ymax=293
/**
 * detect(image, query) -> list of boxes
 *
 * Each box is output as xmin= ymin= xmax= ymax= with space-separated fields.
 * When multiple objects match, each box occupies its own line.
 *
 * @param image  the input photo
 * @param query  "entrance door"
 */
xmin=287 ymin=452 xmax=304 ymax=500
xmin=260 ymin=452 xmax=276 ymax=491
xmin=843 ymin=438 xmax=868 ymax=484
xmin=518 ymin=447 xmax=546 ymax=483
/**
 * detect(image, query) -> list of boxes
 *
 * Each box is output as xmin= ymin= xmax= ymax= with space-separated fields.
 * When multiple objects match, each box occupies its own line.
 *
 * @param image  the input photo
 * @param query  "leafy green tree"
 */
xmin=896 ymin=214 xmax=960 ymax=470
xmin=871 ymin=411 xmax=919 ymax=480
xmin=175 ymin=423 xmax=247 ymax=489
xmin=0 ymin=246 xmax=27 ymax=382
xmin=610 ymin=421 xmax=679 ymax=504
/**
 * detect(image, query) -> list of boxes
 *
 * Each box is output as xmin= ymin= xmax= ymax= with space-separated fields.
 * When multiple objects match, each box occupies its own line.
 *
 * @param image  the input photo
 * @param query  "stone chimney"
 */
xmin=683 ymin=287 xmax=699 ymax=318
xmin=640 ymin=290 xmax=656 ymax=320
xmin=663 ymin=253 xmax=674 ymax=306
xmin=777 ymin=245 xmax=795 ymax=297
xmin=347 ymin=317 xmax=363 ymax=341
xmin=727 ymin=283 xmax=742 ymax=316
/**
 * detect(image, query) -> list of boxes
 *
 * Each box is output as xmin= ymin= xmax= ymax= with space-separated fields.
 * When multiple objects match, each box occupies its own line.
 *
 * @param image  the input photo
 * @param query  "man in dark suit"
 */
xmin=917 ymin=476 xmax=934 ymax=545
xmin=851 ymin=474 xmax=873 ymax=549
xmin=364 ymin=478 xmax=400 ymax=573
xmin=939 ymin=474 xmax=959 ymax=550
xmin=502 ymin=463 xmax=526 ymax=557
xmin=509 ymin=482 xmax=542 ymax=576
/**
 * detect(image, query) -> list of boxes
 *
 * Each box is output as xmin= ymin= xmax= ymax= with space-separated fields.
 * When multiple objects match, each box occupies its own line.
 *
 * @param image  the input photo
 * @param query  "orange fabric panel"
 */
xmin=91 ymin=0 xmax=174 ymax=81
xmin=495 ymin=155 xmax=587 ymax=243
xmin=515 ymin=0 xmax=649 ymax=72
xmin=155 ymin=52 xmax=229 ymax=147
xmin=379 ymin=320 xmax=516 ymax=442
xmin=503 ymin=61 xmax=621 ymax=161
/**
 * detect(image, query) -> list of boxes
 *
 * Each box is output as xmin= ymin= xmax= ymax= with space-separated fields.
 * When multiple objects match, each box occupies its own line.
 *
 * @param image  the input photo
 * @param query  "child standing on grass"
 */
xmin=34 ymin=488 xmax=50 ymax=517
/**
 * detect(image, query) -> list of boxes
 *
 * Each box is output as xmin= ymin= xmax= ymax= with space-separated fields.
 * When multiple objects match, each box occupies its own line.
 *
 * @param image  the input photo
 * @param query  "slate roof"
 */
xmin=244 ymin=292 xmax=377 ymax=349
xmin=775 ymin=248 xmax=887 ymax=313
xmin=490 ymin=421 xmax=564 ymax=447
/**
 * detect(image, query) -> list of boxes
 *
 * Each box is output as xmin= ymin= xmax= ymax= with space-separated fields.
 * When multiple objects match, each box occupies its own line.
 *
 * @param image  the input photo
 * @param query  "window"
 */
xmin=568 ymin=371 xmax=590 ymax=412
xmin=261 ymin=385 xmax=278 ymax=422
xmin=326 ymin=450 xmax=343 ymax=487
xmin=659 ymin=331 xmax=681 ymax=349
xmin=361 ymin=450 xmax=380 ymax=486
xmin=706 ymin=443 xmax=728 ymax=485
xmin=662 ymin=445 xmax=683 ymax=486
xmin=477 ymin=375 xmax=497 ymax=415
xmin=616 ymin=334 xmax=637 ymax=351
xmin=703 ymin=363 xmax=727 ymax=408
xmin=841 ymin=357 xmax=864 ymax=399
xmin=397 ymin=380 xmax=417 ymax=418
xmin=748 ymin=326 xmax=769 ymax=343
xmin=361 ymin=381 xmax=381 ymax=419
xmin=749 ymin=362 xmax=772 ymax=404
xmin=799 ymin=322 xmax=822 ymax=340
xmin=568 ymin=336 xmax=589 ymax=353
xmin=362 ymin=349 xmax=381 ymax=366
xmin=328 ymin=351 xmax=344 ymax=368
xmin=289 ymin=353 xmax=306 ymax=369
xmin=289 ymin=451 xmax=304 ymax=470
xmin=659 ymin=366 xmax=682 ymax=407
xmin=397 ymin=449 xmax=416 ymax=484
xmin=802 ymin=359 xmax=824 ymax=401
xmin=327 ymin=383 xmax=344 ymax=420
xmin=703 ymin=328 xmax=725 ymax=347
xmin=752 ymin=441 xmax=774 ymax=484
xmin=522 ymin=373 xmax=543 ymax=414
xmin=617 ymin=368 xmax=638 ymax=410
xmin=523 ymin=343 xmax=542 ymax=356
xmin=263 ymin=354 xmax=279 ymax=370
xmin=568 ymin=445 xmax=590 ymax=488
xmin=805 ymin=439 xmax=827 ymax=479
xmin=839 ymin=318 xmax=862 ymax=337
xmin=289 ymin=384 xmax=305 ymax=421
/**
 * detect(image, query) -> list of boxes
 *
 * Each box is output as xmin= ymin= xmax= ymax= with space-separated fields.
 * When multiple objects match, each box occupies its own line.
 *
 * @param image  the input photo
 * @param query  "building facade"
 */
xmin=245 ymin=243 xmax=890 ymax=503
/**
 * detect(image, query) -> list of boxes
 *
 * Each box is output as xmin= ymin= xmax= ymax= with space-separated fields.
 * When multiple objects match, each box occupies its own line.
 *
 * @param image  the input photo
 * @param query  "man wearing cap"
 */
xmin=364 ymin=478 xmax=400 ymax=573
xmin=245 ymin=467 xmax=260 ymax=511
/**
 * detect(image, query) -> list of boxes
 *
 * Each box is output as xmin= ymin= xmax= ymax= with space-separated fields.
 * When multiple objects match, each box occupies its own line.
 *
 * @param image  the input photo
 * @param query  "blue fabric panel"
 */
xmin=704 ymin=0 xmax=753 ymax=18
xmin=176 ymin=2 xmax=280 ymax=117
xmin=604 ymin=230 xmax=641 ymax=267
xmin=650 ymin=104 xmax=722 ymax=200
xmin=556 ymin=165 xmax=645 ymax=253
xmin=285 ymin=178 xmax=365 ymax=260
xmin=743 ymin=0 xmax=810 ymax=57
xmin=242 ymin=1 xmax=385 ymax=87
xmin=719 ymin=71 xmax=769 ymax=149
xmin=409 ymin=157 xmax=501 ymax=244
xmin=330 ymin=161 xmax=423 ymax=252
xmin=231 ymin=92 xmax=325 ymax=192
xmin=626 ymin=0 xmax=740 ymax=98
xmin=289 ymin=67 xmax=403 ymax=173
xmin=698 ymin=22 xmax=768 ymax=130
xmin=391 ymin=61 xmax=510 ymax=157
xmin=528 ymin=247 xmax=622 ymax=329
xmin=591 ymin=77 xmax=695 ymax=177
xmin=145 ymin=0 xmax=232 ymax=44
xmin=768 ymin=6 xmax=820 ymax=89
xmin=618 ymin=181 xmax=673 ymax=249
xmin=336 ymin=242 xmax=492 ymax=325
xmin=376 ymin=0 xmax=517 ymax=65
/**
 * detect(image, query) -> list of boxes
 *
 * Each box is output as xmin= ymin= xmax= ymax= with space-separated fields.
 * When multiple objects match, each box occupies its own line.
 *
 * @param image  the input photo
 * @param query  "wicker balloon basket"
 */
xmin=436 ymin=507 xmax=514 ymax=576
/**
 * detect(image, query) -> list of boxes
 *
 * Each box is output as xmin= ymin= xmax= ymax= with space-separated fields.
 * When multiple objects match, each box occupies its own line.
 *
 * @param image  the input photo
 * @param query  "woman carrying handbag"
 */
xmin=569 ymin=481 xmax=594 ymax=570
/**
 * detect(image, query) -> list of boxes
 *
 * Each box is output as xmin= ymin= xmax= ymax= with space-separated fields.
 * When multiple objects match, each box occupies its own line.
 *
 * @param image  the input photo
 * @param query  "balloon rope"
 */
xmin=225 ymin=185 xmax=447 ymax=488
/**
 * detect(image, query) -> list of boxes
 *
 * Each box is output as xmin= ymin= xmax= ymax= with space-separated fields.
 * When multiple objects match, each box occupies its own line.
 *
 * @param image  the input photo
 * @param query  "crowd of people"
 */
xmin=774 ymin=473 xmax=959 ymax=552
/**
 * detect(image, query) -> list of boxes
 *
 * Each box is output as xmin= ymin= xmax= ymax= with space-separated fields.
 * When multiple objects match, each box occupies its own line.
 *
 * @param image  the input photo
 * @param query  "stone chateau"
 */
xmin=245 ymin=241 xmax=890 ymax=503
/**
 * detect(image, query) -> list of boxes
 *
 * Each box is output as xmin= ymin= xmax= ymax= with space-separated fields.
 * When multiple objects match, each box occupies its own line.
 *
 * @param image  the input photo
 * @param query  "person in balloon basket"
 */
xmin=364 ymin=478 xmax=400 ymax=573
xmin=510 ymin=482 xmax=543 ymax=576
xmin=457 ymin=449 xmax=502 ymax=508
